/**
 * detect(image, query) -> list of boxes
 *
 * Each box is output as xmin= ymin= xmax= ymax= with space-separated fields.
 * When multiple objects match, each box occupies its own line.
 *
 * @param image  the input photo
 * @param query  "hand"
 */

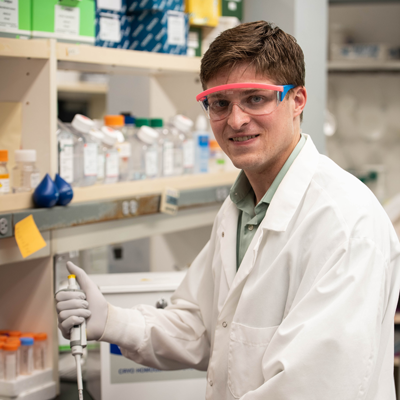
xmin=55 ymin=262 xmax=108 ymax=341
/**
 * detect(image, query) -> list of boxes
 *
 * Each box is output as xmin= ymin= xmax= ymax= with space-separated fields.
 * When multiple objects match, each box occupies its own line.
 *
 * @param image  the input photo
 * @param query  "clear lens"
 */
xmin=199 ymin=89 xmax=281 ymax=121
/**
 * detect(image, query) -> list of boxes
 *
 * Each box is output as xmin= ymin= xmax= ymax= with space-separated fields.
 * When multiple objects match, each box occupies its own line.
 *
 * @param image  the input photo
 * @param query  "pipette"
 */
xmin=67 ymin=274 xmax=87 ymax=400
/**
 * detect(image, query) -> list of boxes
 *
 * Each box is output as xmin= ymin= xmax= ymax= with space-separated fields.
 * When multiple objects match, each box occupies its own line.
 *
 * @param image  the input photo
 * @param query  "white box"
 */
xmin=86 ymin=272 xmax=207 ymax=400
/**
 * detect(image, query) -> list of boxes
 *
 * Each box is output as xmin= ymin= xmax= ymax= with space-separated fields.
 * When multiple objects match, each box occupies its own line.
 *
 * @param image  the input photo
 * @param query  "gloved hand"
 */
xmin=55 ymin=261 xmax=108 ymax=341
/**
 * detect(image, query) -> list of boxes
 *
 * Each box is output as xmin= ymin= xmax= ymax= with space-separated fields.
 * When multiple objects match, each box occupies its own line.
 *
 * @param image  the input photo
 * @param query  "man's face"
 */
xmin=206 ymin=63 xmax=306 ymax=175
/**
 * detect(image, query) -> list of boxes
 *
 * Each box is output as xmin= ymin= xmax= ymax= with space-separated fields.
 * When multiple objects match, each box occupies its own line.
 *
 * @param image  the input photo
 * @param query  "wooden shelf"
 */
xmin=57 ymin=82 xmax=108 ymax=94
xmin=0 ymin=37 xmax=51 ymax=59
xmin=328 ymin=60 xmax=400 ymax=72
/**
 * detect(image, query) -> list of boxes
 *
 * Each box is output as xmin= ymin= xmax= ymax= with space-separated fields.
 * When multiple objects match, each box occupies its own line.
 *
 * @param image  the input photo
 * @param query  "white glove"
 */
xmin=55 ymin=261 xmax=108 ymax=341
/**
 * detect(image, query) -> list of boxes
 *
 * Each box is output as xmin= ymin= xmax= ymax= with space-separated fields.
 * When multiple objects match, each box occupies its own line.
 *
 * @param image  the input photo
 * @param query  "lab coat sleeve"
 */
xmin=100 ymin=240 xmax=213 ymax=371
xmin=241 ymin=237 xmax=396 ymax=400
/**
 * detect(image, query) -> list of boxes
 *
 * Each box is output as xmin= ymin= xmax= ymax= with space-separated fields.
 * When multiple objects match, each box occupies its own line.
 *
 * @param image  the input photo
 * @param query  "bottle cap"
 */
xmin=6 ymin=338 xmax=20 ymax=344
xmin=0 ymin=336 xmax=7 ymax=342
xmin=34 ymin=333 xmax=47 ymax=341
xmin=15 ymin=149 xmax=37 ymax=163
xmin=20 ymin=337 xmax=34 ymax=346
xmin=21 ymin=332 xmax=35 ymax=338
xmin=8 ymin=331 xmax=21 ymax=337
xmin=171 ymin=114 xmax=193 ymax=133
xmin=104 ymin=115 xmax=124 ymax=127
xmin=209 ymin=139 xmax=221 ymax=150
xmin=87 ymin=129 xmax=104 ymax=142
xmin=0 ymin=330 xmax=9 ymax=335
xmin=150 ymin=118 xmax=163 ymax=128
xmin=0 ymin=150 xmax=8 ymax=162
xmin=100 ymin=127 xmax=118 ymax=147
xmin=124 ymin=116 xmax=136 ymax=125
xmin=137 ymin=126 xmax=159 ymax=145
xmin=72 ymin=114 xmax=95 ymax=134
xmin=195 ymin=115 xmax=208 ymax=131
xmin=135 ymin=118 xmax=150 ymax=128
xmin=0 ymin=343 xmax=4 ymax=350
xmin=4 ymin=342 xmax=20 ymax=351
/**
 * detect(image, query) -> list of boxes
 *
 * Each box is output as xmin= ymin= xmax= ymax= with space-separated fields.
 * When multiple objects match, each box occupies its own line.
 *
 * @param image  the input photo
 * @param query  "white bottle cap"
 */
xmin=171 ymin=114 xmax=194 ymax=133
xmin=101 ymin=126 xmax=125 ymax=144
xmin=100 ymin=127 xmax=118 ymax=146
xmin=195 ymin=114 xmax=208 ymax=131
xmin=15 ymin=149 xmax=36 ymax=162
xmin=137 ymin=126 xmax=159 ymax=145
xmin=71 ymin=114 xmax=95 ymax=134
xmin=87 ymin=129 xmax=104 ymax=142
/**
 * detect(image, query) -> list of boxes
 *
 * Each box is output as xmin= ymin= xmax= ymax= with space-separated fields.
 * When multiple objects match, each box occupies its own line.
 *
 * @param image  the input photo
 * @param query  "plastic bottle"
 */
xmin=0 ymin=150 xmax=10 ymax=195
xmin=104 ymin=115 xmax=130 ymax=182
xmin=209 ymin=132 xmax=226 ymax=173
xmin=12 ymin=150 xmax=41 ymax=193
xmin=170 ymin=115 xmax=194 ymax=174
xmin=20 ymin=337 xmax=34 ymax=375
xmin=57 ymin=120 xmax=75 ymax=185
xmin=193 ymin=115 xmax=210 ymax=174
xmin=4 ymin=341 xmax=19 ymax=381
xmin=0 ymin=343 xmax=4 ymax=379
xmin=122 ymin=115 xmax=136 ymax=140
xmin=166 ymin=122 xmax=184 ymax=176
xmin=69 ymin=115 xmax=98 ymax=187
xmin=151 ymin=118 xmax=175 ymax=178
xmin=100 ymin=127 xmax=120 ymax=184
xmin=33 ymin=333 xmax=47 ymax=370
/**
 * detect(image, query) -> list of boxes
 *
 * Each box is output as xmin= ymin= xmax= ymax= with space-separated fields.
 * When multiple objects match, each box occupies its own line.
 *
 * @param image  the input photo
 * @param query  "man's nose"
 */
xmin=227 ymin=103 xmax=250 ymax=130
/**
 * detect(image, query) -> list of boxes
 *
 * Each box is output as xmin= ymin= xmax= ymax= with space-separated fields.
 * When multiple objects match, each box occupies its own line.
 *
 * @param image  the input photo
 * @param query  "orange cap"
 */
xmin=209 ymin=140 xmax=221 ymax=150
xmin=21 ymin=333 xmax=35 ymax=338
xmin=0 ymin=150 xmax=8 ymax=162
xmin=8 ymin=331 xmax=21 ymax=337
xmin=4 ymin=342 xmax=20 ymax=351
xmin=0 ymin=336 xmax=7 ymax=342
xmin=6 ymin=337 xmax=20 ymax=343
xmin=0 ymin=330 xmax=9 ymax=335
xmin=34 ymin=333 xmax=47 ymax=341
xmin=104 ymin=115 xmax=124 ymax=127
xmin=0 ymin=343 xmax=4 ymax=350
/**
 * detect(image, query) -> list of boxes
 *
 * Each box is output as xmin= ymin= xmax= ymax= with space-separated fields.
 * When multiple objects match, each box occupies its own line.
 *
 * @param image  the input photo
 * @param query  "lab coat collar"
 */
xmin=261 ymin=134 xmax=319 ymax=232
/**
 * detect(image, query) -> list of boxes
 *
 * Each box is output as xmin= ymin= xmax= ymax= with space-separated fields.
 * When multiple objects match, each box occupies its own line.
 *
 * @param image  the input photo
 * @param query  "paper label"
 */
xmin=145 ymin=150 xmax=158 ymax=178
xmin=14 ymin=215 xmax=47 ymax=259
xmin=167 ymin=13 xmax=185 ymax=46
xmin=30 ymin=173 xmax=40 ymax=189
xmin=97 ymin=154 xmax=105 ymax=179
xmin=0 ymin=0 xmax=18 ymax=29
xmin=97 ymin=0 xmax=122 ymax=11
xmin=183 ymin=139 xmax=194 ymax=168
xmin=100 ymin=16 xmax=121 ymax=43
xmin=117 ymin=142 xmax=131 ymax=158
xmin=59 ymin=138 xmax=74 ymax=183
xmin=106 ymin=152 xmax=119 ymax=177
xmin=163 ymin=142 xmax=174 ymax=176
xmin=0 ymin=176 xmax=10 ymax=194
xmin=55 ymin=5 xmax=80 ymax=37
xmin=84 ymin=143 xmax=98 ymax=177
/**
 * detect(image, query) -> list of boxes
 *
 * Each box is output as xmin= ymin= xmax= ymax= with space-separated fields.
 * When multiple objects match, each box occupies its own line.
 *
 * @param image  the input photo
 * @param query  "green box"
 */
xmin=0 ymin=0 xmax=31 ymax=39
xmin=188 ymin=26 xmax=202 ymax=57
xmin=32 ymin=0 xmax=95 ymax=44
xmin=221 ymin=0 xmax=242 ymax=21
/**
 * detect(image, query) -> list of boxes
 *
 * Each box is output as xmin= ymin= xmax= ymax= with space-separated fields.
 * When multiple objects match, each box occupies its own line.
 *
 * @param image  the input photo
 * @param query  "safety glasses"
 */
xmin=196 ymin=83 xmax=296 ymax=121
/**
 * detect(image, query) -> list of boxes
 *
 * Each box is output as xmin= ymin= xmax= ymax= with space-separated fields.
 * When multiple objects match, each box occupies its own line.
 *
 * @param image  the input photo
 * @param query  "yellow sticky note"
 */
xmin=15 ymin=215 xmax=47 ymax=258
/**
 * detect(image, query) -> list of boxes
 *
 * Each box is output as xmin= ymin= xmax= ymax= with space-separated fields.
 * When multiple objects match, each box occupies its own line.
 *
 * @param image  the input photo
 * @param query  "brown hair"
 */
xmin=200 ymin=21 xmax=305 ymax=90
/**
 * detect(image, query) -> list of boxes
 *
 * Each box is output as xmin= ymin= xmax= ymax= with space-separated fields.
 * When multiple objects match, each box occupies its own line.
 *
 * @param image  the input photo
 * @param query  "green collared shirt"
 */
xmin=230 ymin=134 xmax=306 ymax=270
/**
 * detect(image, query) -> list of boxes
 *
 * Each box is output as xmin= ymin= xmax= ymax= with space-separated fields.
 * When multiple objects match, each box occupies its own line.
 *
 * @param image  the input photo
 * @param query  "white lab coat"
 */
xmin=101 ymin=135 xmax=400 ymax=399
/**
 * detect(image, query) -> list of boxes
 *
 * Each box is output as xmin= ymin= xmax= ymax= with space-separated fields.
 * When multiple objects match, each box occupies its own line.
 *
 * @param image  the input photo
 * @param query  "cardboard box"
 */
xmin=96 ymin=0 xmax=127 ymax=15
xmin=95 ymin=12 xmax=131 ymax=49
xmin=129 ymin=10 xmax=188 ymax=55
xmin=221 ymin=0 xmax=242 ymax=21
xmin=127 ymin=0 xmax=184 ymax=13
xmin=31 ymin=0 xmax=95 ymax=44
xmin=187 ymin=26 xmax=201 ymax=57
xmin=186 ymin=0 xmax=220 ymax=27
xmin=0 ymin=0 xmax=31 ymax=39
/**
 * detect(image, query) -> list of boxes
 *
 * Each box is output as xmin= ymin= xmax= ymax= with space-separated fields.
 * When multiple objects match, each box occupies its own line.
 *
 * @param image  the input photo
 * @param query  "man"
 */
xmin=56 ymin=21 xmax=400 ymax=399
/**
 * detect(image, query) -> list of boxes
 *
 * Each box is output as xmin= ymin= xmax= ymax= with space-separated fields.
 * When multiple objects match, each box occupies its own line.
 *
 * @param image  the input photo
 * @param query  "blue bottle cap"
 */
xmin=124 ymin=116 xmax=135 ymax=125
xmin=20 ymin=337 xmax=34 ymax=346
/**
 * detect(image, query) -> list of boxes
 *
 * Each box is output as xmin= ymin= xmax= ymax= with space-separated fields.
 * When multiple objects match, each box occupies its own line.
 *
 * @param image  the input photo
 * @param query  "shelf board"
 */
xmin=328 ymin=60 xmax=400 ymax=72
xmin=57 ymin=82 xmax=108 ymax=94
xmin=56 ymin=42 xmax=201 ymax=75
xmin=0 ymin=38 xmax=51 ymax=59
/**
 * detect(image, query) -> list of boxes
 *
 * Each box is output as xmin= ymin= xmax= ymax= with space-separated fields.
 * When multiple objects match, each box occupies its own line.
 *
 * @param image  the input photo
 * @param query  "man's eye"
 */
xmin=248 ymin=95 xmax=266 ymax=104
xmin=211 ymin=100 xmax=229 ymax=109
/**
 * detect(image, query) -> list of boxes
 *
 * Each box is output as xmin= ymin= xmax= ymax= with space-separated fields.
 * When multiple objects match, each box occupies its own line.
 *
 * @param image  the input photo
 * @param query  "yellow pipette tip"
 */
xmin=68 ymin=274 xmax=76 ymax=279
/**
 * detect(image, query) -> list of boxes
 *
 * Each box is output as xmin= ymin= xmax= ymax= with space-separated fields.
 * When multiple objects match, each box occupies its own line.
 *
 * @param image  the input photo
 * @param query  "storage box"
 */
xmin=186 ymin=0 xmax=220 ymax=27
xmin=129 ymin=10 xmax=188 ymax=55
xmin=31 ymin=0 xmax=95 ymax=44
xmin=96 ymin=0 xmax=127 ymax=15
xmin=221 ymin=0 xmax=242 ymax=21
xmin=330 ymin=43 xmax=389 ymax=61
xmin=85 ymin=272 xmax=207 ymax=400
xmin=187 ymin=26 xmax=201 ymax=57
xmin=95 ymin=12 xmax=131 ymax=48
xmin=127 ymin=0 xmax=184 ymax=13
xmin=0 ymin=0 xmax=31 ymax=39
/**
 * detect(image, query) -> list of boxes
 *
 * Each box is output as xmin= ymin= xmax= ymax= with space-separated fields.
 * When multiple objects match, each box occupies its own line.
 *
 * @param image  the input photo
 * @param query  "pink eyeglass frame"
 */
xmin=196 ymin=83 xmax=288 ymax=102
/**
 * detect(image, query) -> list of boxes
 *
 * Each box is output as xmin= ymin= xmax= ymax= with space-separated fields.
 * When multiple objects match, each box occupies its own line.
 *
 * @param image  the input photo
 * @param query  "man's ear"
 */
xmin=293 ymin=86 xmax=307 ymax=118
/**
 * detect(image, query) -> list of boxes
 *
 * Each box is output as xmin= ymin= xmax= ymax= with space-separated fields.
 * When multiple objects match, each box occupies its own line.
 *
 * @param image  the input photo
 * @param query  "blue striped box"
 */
xmin=95 ymin=0 xmax=127 ymax=15
xmin=95 ymin=12 xmax=132 ymax=49
xmin=127 ymin=0 xmax=184 ymax=13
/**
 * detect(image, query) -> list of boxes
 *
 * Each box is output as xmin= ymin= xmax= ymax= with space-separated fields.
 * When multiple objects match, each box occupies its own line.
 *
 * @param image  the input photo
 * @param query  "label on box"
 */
xmin=100 ymin=16 xmax=121 ymax=42
xmin=0 ymin=175 xmax=10 ymax=194
xmin=167 ymin=12 xmax=185 ymax=46
xmin=55 ymin=5 xmax=80 ymax=37
xmin=84 ymin=143 xmax=98 ymax=176
xmin=183 ymin=139 xmax=194 ymax=168
xmin=106 ymin=152 xmax=119 ymax=177
xmin=163 ymin=142 xmax=174 ymax=176
xmin=116 ymin=142 xmax=131 ymax=158
xmin=145 ymin=150 xmax=158 ymax=177
xmin=97 ymin=0 xmax=122 ymax=12
xmin=0 ymin=0 xmax=18 ymax=29
xmin=59 ymin=138 xmax=74 ymax=184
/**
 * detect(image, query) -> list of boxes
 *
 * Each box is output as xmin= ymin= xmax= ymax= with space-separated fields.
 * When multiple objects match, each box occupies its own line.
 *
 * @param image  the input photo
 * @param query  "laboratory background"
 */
xmin=0 ymin=0 xmax=399 ymax=399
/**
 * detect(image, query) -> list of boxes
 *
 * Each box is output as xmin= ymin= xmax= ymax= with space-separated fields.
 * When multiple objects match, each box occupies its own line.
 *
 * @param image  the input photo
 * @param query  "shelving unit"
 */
xmin=0 ymin=37 xmax=226 ymax=398
xmin=328 ymin=60 xmax=400 ymax=72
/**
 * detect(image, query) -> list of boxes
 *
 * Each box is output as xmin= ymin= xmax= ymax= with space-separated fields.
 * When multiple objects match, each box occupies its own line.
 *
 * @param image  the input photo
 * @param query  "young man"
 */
xmin=56 ymin=21 xmax=400 ymax=399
